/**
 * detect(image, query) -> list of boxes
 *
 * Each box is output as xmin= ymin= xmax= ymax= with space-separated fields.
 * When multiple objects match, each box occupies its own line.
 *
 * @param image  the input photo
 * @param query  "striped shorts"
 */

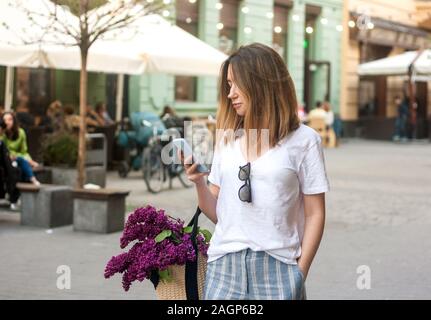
xmin=204 ymin=249 xmax=306 ymax=300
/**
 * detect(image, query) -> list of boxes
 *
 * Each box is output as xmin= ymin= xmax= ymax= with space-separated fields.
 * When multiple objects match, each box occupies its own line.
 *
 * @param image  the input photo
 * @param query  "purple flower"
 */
xmin=104 ymin=205 xmax=211 ymax=291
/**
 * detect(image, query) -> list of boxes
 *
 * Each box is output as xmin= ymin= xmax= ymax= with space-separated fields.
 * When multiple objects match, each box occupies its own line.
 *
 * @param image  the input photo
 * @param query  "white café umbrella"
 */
xmin=0 ymin=0 xmax=227 ymax=112
xmin=0 ymin=0 xmax=227 ymax=76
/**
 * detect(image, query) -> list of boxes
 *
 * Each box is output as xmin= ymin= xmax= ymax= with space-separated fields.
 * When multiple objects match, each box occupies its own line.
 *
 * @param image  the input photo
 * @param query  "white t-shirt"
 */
xmin=207 ymin=124 xmax=330 ymax=264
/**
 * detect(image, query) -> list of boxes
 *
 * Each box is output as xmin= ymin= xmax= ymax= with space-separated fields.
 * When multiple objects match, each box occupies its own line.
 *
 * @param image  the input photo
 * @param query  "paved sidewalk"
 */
xmin=1 ymin=139 xmax=430 ymax=299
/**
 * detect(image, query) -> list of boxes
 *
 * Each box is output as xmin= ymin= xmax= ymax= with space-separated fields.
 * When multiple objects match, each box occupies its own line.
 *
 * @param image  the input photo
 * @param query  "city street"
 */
xmin=0 ymin=139 xmax=430 ymax=299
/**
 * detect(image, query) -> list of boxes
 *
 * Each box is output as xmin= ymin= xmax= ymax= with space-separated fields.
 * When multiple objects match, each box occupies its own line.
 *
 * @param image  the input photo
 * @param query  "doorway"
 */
xmin=304 ymin=60 xmax=331 ymax=112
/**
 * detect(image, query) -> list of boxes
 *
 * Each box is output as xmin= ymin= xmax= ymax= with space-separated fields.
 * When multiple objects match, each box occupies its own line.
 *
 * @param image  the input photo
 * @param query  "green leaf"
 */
xmin=199 ymin=229 xmax=212 ymax=243
xmin=158 ymin=269 xmax=172 ymax=282
xmin=171 ymin=233 xmax=181 ymax=244
xmin=183 ymin=226 xmax=193 ymax=234
xmin=155 ymin=230 xmax=172 ymax=243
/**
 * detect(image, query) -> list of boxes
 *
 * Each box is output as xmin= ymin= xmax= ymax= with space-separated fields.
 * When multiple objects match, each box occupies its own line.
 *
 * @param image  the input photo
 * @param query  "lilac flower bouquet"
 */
xmin=104 ymin=205 xmax=211 ymax=291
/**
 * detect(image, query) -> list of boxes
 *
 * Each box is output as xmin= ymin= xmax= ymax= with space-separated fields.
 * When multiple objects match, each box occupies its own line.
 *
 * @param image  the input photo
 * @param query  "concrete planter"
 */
xmin=17 ymin=183 xmax=73 ymax=228
xmin=72 ymin=188 xmax=130 ymax=234
xmin=50 ymin=166 xmax=106 ymax=188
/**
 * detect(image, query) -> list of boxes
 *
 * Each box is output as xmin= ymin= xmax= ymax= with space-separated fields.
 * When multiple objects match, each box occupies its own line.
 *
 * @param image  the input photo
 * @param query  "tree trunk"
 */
xmin=77 ymin=50 xmax=88 ymax=188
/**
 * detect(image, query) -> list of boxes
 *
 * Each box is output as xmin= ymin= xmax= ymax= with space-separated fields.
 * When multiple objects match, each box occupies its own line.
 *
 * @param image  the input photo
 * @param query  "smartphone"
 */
xmin=172 ymin=138 xmax=210 ymax=173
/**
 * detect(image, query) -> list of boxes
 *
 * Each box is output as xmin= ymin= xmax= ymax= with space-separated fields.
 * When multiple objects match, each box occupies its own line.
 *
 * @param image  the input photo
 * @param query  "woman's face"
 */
xmin=3 ymin=113 xmax=14 ymax=130
xmin=227 ymin=65 xmax=248 ymax=117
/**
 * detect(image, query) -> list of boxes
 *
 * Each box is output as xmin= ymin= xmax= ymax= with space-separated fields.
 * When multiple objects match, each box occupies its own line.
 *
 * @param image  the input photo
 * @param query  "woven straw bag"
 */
xmin=151 ymin=207 xmax=207 ymax=300
xmin=155 ymin=252 xmax=207 ymax=300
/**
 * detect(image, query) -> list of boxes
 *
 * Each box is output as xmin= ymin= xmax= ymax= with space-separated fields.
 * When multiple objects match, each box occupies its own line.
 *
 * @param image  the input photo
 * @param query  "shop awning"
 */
xmin=357 ymin=49 xmax=431 ymax=77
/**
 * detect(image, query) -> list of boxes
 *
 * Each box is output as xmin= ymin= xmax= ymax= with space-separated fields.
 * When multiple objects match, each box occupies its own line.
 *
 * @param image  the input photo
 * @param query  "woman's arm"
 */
xmin=195 ymin=179 xmax=219 ymax=224
xmin=10 ymin=129 xmax=32 ymax=161
xmin=181 ymin=152 xmax=219 ymax=224
xmin=297 ymin=193 xmax=326 ymax=280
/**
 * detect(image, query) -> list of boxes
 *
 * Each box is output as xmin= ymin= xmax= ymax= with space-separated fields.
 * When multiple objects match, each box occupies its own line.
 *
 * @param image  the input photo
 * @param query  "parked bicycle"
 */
xmin=117 ymin=112 xmax=212 ymax=193
xmin=141 ymin=126 xmax=194 ymax=193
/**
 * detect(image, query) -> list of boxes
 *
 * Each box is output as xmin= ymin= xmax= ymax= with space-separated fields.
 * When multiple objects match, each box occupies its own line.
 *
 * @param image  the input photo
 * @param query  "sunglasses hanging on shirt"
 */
xmin=238 ymin=162 xmax=252 ymax=203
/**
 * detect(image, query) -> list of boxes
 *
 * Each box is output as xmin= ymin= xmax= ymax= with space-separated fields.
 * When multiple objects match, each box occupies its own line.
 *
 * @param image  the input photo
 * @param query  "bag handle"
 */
xmin=149 ymin=206 xmax=202 ymax=300
xmin=185 ymin=206 xmax=202 ymax=300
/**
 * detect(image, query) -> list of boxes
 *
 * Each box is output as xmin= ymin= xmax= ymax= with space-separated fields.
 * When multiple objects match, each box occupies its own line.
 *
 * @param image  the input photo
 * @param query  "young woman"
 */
xmin=181 ymin=43 xmax=329 ymax=300
xmin=0 ymin=112 xmax=40 ymax=186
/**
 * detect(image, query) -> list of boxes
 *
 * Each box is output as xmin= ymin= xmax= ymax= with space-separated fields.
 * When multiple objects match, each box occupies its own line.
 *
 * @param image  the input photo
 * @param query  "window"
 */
xmin=175 ymin=0 xmax=199 ymax=102
xmin=273 ymin=4 xmax=289 ymax=59
xmin=218 ymin=0 xmax=239 ymax=55
xmin=175 ymin=76 xmax=197 ymax=102
xmin=15 ymin=68 xmax=52 ymax=117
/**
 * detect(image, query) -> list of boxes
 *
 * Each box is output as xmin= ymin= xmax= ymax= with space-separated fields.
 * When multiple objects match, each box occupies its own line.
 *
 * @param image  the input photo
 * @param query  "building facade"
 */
xmin=1 ymin=0 xmax=344 ymax=123
xmin=340 ymin=0 xmax=431 ymax=140
xmin=130 ymin=0 xmax=344 ymax=118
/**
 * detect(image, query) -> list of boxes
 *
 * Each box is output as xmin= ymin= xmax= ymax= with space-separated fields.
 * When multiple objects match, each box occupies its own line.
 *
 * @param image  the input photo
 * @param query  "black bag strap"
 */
xmin=185 ymin=206 xmax=202 ymax=300
xmin=150 ymin=206 xmax=202 ymax=300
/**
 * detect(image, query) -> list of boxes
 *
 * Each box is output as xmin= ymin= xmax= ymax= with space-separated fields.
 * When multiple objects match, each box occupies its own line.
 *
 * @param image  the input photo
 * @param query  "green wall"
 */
xmin=52 ymin=0 xmax=344 ymax=119
xmin=307 ymin=1 xmax=343 ymax=113
xmin=238 ymin=0 xmax=273 ymax=46
xmin=0 ymin=0 xmax=344 ymax=118
xmin=287 ymin=1 xmax=306 ymax=105
xmin=55 ymin=70 xmax=106 ymax=110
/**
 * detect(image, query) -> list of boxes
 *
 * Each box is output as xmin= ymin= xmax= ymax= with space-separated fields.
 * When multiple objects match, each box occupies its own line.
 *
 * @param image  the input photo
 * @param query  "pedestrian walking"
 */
xmin=393 ymin=96 xmax=409 ymax=142
xmin=180 ymin=43 xmax=329 ymax=300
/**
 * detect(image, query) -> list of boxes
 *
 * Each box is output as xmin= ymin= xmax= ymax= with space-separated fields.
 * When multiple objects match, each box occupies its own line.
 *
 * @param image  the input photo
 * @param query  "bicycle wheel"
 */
xmin=142 ymin=146 xmax=165 ymax=194
xmin=173 ymin=164 xmax=194 ymax=188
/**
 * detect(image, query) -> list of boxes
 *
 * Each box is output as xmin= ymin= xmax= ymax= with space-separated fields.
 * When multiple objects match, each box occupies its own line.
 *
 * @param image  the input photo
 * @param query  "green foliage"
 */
xmin=41 ymin=131 xmax=78 ymax=167
xmin=183 ymin=226 xmax=193 ymax=234
xmin=158 ymin=268 xmax=172 ymax=283
xmin=199 ymin=228 xmax=212 ymax=243
xmin=155 ymin=230 xmax=172 ymax=243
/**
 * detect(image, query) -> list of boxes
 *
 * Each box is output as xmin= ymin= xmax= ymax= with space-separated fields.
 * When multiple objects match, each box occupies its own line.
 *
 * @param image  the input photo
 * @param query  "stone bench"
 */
xmin=72 ymin=188 xmax=130 ymax=234
xmin=17 ymin=183 xmax=73 ymax=228
xmin=33 ymin=167 xmax=53 ymax=184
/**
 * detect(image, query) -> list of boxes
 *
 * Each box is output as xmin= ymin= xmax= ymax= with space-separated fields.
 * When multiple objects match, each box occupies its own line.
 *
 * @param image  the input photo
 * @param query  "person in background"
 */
xmin=86 ymin=104 xmax=104 ymax=128
xmin=63 ymin=105 xmax=81 ymax=132
xmin=15 ymin=95 xmax=35 ymax=132
xmin=0 ymin=137 xmax=20 ymax=211
xmin=160 ymin=105 xmax=184 ymax=129
xmin=308 ymin=101 xmax=328 ymax=121
xmin=0 ymin=112 xmax=40 ymax=186
xmin=39 ymin=100 xmax=64 ymax=133
xmin=95 ymin=102 xmax=114 ymax=126
xmin=393 ymin=95 xmax=409 ymax=142
xmin=322 ymin=101 xmax=334 ymax=129
xmin=298 ymin=103 xmax=308 ymax=123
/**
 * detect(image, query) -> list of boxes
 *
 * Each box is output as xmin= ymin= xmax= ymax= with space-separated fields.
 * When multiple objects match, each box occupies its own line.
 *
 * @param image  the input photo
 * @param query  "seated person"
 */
xmin=322 ymin=101 xmax=334 ymax=129
xmin=0 ymin=112 xmax=40 ymax=186
xmin=160 ymin=105 xmax=184 ymax=129
xmin=0 ymin=139 xmax=20 ymax=210
xmin=308 ymin=101 xmax=328 ymax=121
xmin=39 ymin=100 xmax=64 ymax=133
xmin=95 ymin=102 xmax=114 ymax=126
xmin=63 ymin=105 xmax=82 ymax=132
xmin=86 ymin=104 xmax=105 ymax=128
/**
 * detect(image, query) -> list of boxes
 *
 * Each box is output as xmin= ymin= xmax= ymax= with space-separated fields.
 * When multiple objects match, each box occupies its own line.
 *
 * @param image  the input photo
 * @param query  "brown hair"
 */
xmin=216 ymin=43 xmax=300 ymax=151
xmin=2 ymin=112 xmax=20 ymax=140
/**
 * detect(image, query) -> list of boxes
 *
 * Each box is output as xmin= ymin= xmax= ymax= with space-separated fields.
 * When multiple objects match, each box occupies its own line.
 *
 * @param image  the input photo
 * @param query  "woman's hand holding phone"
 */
xmin=178 ymin=150 xmax=209 ymax=186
